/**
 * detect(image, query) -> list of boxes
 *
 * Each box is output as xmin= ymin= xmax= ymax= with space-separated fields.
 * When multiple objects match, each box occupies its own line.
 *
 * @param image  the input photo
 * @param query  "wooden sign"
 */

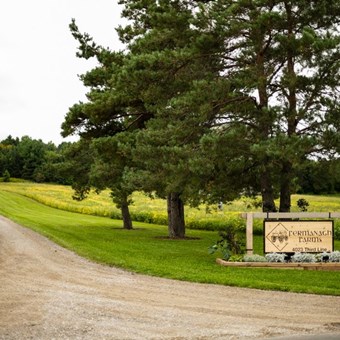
xmin=264 ymin=220 xmax=333 ymax=253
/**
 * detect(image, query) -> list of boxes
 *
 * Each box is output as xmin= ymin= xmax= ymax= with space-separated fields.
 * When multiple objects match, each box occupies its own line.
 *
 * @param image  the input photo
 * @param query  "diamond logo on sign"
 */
xmin=266 ymin=223 xmax=289 ymax=251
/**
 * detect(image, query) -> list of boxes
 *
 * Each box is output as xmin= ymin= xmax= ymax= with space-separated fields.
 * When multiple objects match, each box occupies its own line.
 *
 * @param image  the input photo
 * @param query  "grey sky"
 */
xmin=0 ymin=0 xmax=124 ymax=145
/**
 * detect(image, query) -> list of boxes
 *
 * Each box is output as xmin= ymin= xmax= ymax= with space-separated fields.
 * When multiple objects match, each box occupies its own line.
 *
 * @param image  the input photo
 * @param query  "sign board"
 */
xmin=264 ymin=220 xmax=333 ymax=253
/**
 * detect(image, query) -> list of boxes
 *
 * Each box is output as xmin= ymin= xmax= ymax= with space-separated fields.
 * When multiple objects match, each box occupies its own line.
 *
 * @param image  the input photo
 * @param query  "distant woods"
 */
xmin=0 ymin=135 xmax=72 ymax=184
xmin=0 ymin=134 xmax=340 ymax=195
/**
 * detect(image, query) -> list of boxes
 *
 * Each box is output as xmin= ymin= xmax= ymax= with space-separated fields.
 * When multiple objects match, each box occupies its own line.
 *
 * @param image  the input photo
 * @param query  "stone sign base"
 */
xmin=216 ymin=258 xmax=340 ymax=271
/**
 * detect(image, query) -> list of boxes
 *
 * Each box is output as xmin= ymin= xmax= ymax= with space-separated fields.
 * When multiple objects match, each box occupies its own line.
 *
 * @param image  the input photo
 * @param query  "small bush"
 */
xmin=209 ymin=226 xmax=245 ymax=261
xmin=315 ymin=252 xmax=330 ymax=262
xmin=265 ymin=253 xmax=286 ymax=262
xmin=228 ymin=254 xmax=244 ymax=262
xmin=329 ymin=251 xmax=340 ymax=263
xmin=296 ymin=198 xmax=309 ymax=212
xmin=243 ymin=254 xmax=267 ymax=262
xmin=291 ymin=252 xmax=316 ymax=263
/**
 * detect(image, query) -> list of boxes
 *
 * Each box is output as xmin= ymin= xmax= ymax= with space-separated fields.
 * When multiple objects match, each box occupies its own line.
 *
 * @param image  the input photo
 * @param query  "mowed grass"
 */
xmin=0 ymin=189 xmax=339 ymax=296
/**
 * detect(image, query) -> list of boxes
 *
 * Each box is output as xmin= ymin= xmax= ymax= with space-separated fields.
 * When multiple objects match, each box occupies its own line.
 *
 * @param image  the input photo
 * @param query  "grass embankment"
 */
xmin=0 ymin=187 xmax=339 ymax=296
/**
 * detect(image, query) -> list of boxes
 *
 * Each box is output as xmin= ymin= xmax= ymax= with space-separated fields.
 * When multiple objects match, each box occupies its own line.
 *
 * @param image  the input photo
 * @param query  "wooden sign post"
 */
xmin=241 ymin=212 xmax=340 ymax=255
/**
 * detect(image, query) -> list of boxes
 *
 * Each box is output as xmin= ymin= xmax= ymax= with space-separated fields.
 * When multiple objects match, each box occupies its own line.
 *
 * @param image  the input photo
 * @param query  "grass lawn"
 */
xmin=0 ymin=189 xmax=339 ymax=296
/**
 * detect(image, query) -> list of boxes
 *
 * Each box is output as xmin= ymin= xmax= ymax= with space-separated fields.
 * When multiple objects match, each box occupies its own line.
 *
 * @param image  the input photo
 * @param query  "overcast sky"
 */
xmin=0 ymin=0 xmax=124 ymax=145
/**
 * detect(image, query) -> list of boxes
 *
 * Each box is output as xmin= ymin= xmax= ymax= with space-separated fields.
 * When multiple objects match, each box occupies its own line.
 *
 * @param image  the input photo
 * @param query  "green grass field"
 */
xmin=0 ymin=183 xmax=339 ymax=295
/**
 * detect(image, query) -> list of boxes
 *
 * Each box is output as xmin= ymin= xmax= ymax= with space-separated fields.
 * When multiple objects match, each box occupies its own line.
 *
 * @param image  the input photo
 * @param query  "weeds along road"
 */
xmin=0 ymin=215 xmax=340 ymax=340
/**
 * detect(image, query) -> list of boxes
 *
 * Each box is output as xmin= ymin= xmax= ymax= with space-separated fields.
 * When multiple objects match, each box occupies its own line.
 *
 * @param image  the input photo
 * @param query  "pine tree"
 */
xmin=166 ymin=0 xmax=340 ymax=212
xmin=61 ymin=20 xmax=142 ymax=229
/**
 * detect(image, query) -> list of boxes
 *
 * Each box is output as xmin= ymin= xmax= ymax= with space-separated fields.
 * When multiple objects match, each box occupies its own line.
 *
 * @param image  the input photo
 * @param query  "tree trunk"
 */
xmin=121 ymin=196 xmax=133 ymax=230
xmin=255 ymin=34 xmax=277 ymax=213
xmin=279 ymin=161 xmax=292 ymax=212
xmin=167 ymin=192 xmax=185 ymax=238
xmin=279 ymin=2 xmax=297 ymax=213
xmin=261 ymin=167 xmax=277 ymax=212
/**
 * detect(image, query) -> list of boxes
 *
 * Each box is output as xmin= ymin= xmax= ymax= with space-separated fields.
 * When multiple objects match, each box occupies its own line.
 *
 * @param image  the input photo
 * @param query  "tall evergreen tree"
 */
xmin=63 ymin=2 xmax=212 ymax=236
xmin=164 ymin=0 xmax=340 ymax=212
xmin=61 ymin=20 xmax=153 ymax=230
xmin=116 ymin=0 xmax=245 ymax=236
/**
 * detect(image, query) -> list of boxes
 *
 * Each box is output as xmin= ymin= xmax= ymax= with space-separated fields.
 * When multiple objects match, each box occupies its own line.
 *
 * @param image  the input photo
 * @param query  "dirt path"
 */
xmin=0 ymin=216 xmax=340 ymax=340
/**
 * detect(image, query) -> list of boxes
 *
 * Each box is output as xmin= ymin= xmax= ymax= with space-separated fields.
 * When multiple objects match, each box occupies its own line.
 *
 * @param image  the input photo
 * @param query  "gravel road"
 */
xmin=1 ymin=215 xmax=340 ymax=339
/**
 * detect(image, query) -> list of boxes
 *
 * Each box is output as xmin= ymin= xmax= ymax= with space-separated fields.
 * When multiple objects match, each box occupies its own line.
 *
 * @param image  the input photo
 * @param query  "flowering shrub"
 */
xmin=329 ymin=251 xmax=340 ymax=262
xmin=315 ymin=252 xmax=330 ymax=262
xmin=243 ymin=254 xmax=267 ymax=262
xmin=291 ymin=252 xmax=316 ymax=263
xmin=265 ymin=253 xmax=286 ymax=262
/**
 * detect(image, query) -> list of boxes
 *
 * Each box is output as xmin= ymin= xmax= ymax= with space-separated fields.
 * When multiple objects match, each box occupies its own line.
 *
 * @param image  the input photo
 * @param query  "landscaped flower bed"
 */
xmin=217 ymin=251 xmax=340 ymax=270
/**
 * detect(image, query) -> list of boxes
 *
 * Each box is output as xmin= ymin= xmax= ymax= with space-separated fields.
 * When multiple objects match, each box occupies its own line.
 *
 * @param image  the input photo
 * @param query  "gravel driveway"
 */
xmin=1 ymin=215 xmax=340 ymax=339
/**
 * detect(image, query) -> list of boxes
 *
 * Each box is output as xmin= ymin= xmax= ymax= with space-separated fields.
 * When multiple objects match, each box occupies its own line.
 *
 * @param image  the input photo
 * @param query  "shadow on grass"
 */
xmin=110 ymin=227 xmax=147 ymax=230
xmin=154 ymin=236 xmax=201 ymax=240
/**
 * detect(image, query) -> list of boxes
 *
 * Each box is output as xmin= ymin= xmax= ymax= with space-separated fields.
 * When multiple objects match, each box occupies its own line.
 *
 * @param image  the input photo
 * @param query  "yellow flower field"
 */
xmin=1 ymin=181 xmax=340 ymax=232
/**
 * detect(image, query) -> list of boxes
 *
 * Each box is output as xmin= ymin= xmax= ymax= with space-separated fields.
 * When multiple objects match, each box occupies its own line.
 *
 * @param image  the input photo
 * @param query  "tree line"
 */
xmin=0 ymin=135 xmax=71 ymax=184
